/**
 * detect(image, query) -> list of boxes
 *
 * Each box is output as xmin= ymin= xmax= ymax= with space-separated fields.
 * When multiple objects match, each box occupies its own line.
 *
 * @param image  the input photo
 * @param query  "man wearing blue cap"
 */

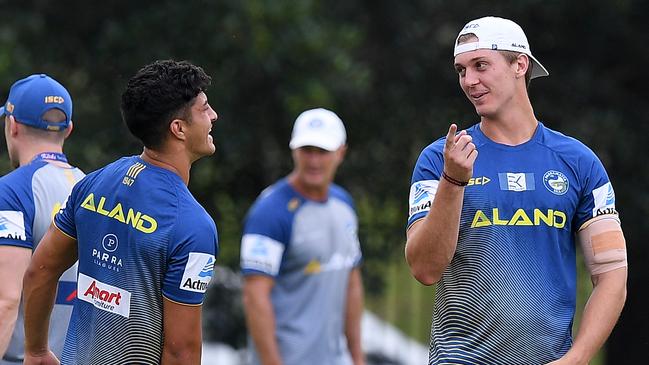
xmin=0 ymin=74 xmax=85 ymax=364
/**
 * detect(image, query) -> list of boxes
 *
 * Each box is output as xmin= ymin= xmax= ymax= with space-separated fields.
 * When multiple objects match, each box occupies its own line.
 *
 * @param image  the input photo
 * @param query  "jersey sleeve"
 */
xmin=240 ymin=196 xmax=292 ymax=277
xmin=574 ymin=151 xmax=617 ymax=230
xmin=163 ymin=213 xmax=218 ymax=305
xmin=407 ymin=143 xmax=444 ymax=229
xmin=53 ymin=179 xmax=82 ymax=239
xmin=0 ymin=176 xmax=35 ymax=249
xmin=331 ymin=185 xmax=363 ymax=267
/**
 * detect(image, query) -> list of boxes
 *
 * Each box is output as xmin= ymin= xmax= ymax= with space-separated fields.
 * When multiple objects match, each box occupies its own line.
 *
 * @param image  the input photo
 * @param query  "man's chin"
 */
xmin=304 ymin=176 xmax=327 ymax=189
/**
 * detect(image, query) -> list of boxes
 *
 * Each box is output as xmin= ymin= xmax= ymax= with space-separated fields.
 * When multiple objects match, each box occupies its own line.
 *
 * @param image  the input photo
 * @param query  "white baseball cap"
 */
xmin=454 ymin=16 xmax=549 ymax=79
xmin=289 ymin=108 xmax=347 ymax=151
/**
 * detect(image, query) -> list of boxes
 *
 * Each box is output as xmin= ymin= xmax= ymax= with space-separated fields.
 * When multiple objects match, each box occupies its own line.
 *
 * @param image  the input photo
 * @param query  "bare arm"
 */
xmin=0 ymin=246 xmax=31 ymax=357
xmin=242 ymin=275 xmax=282 ymax=365
xmin=345 ymin=268 xmax=365 ymax=365
xmin=405 ymin=124 xmax=477 ymax=285
xmin=161 ymin=298 xmax=203 ymax=365
xmin=547 ymin=267 xmax=627 ymax=365
xmin=23 ymin=224 xmax=77 ymax=361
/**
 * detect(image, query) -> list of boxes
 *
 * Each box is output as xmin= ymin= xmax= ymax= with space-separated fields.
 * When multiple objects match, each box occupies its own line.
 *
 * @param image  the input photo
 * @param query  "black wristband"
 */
xmin=442 ymin=171 xmax=468 ymax=186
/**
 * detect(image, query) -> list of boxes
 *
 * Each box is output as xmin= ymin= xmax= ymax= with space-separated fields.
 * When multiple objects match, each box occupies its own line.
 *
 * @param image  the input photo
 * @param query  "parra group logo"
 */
xmin=92 ymin=233 xmax=123 ymax=272
xmin=543 ymin=170 xmax=569 ymax=195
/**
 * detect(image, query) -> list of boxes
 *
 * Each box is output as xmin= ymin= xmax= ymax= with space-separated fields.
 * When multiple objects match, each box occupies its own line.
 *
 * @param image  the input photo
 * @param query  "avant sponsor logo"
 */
xmin=78 ymin=273 xmax=131 ymax=318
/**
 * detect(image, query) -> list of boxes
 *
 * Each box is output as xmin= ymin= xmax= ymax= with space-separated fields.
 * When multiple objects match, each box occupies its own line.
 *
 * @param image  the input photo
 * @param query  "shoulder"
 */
xmin=0 ymin=163 xmax=43 ymax=205
xmin=419 ymin=135 xmax=446 ymax=157
xmin=329 ymin=183 xmax=355 ymax=209
xmin=178 ymin=189 xmax=217 ymax=232
xmin=248 ymin=179 xmax=298 ymax=218
xmin=538 ymin=123 xmax=600 ymax=161
xmin=0 ymin=161 xmax=44 ymax=187
xmin=76 ymin=157 xmax=130 ymax=184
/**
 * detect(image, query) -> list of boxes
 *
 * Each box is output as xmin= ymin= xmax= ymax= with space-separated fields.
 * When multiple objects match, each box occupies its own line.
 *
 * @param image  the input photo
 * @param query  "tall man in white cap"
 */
xmin=241 ymin=108 xmax=365 ymax=365
xmin=405 ymin=16 xmax=627 ymax=364
xmin=0 ymin=74 xmax=85 ymax=364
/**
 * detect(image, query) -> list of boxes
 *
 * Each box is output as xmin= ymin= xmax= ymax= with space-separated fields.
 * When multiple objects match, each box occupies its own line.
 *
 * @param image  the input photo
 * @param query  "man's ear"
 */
xmin=7 ymin=115 xmax=19 ymax=137
xmin=516 ymin=54 xmax=530 ymax=79
xmin=336 ymin=144 xmax=348 ymax=162
xmin=64 ymin=120 xmax=74 ymax=139
xmin=169 ymin=119 xmax=187 ymax=141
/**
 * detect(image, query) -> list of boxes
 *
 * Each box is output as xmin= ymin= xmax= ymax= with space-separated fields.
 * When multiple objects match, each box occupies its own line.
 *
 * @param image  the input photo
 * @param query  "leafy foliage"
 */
xmin=1 ymin=1 xmax=646 ymax=361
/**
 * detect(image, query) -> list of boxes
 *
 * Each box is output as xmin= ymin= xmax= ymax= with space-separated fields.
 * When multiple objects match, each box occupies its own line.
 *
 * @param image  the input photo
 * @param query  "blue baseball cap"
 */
xmin=0 ymin=74 xmax=72 ymax=131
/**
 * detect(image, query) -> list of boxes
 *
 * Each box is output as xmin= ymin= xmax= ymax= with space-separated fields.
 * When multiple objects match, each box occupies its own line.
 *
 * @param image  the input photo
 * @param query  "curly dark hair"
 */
xmin=121 ymin=60 xmax=212 ymax=149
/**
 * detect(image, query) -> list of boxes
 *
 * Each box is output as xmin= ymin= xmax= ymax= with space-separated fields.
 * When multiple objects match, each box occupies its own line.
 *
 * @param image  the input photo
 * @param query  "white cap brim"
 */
xmin=289 ymin=133 xmax=341 ymax=151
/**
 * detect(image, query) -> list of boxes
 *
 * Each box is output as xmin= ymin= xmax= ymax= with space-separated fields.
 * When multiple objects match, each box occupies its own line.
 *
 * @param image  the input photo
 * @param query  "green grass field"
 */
xmin=365 ymin=255 xmax=604 ymax=364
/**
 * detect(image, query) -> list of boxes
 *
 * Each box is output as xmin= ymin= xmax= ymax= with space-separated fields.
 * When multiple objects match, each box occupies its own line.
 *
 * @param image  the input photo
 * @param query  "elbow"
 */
xmin=162 ymin=339 xmax=201 ymax=363
xmin=619 ymin=282 xmax=628 ymax=305
xmin=242 ymin=286 xmax=256 ymax=311
xmin=22 ymin=262 xmax=49 ymax=291
xmin=409 ymin=267 xmax=440 ymax=286
xmin=405 ymin=243 xmax=443 ymax=286
xmin=0 ymin=295 xmax=21 ymax=318
xmin=405 ymin=253 xmax=441 ymax=285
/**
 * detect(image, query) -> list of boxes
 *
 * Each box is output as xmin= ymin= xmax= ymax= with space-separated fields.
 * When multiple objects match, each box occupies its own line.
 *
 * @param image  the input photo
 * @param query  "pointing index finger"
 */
xmin=446 ymin=124 xmax=458 ymax=149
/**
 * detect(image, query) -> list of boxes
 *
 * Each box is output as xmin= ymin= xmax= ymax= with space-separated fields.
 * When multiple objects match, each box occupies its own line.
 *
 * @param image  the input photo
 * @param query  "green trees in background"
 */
xmin=1 ymin=0 xmax=646 ymax=361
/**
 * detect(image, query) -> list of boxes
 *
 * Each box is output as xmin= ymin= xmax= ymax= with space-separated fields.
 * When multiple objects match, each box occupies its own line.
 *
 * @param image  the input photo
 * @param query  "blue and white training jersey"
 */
xmin=54 ymin=156 xmax=218 ymax=365
xmin=0 ymin=153 xmax=84 ymax=365
xmin=407 ymin=122 xmax=618 ymax=365
xmin=241 ymin=179 xmax=362 ymax=365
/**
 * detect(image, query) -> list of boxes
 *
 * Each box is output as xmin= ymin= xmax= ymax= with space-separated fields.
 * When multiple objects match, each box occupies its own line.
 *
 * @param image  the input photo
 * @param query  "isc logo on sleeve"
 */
xmin=180 ymin=252 xmax=215 ymax=293
xmin=0 ymin=211 xmax=26 ymax=241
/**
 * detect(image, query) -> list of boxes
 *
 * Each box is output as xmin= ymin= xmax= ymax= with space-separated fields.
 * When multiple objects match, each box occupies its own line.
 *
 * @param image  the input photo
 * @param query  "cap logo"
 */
xmin=308 ymin=118 xmax=323 ymax=128
xmin=5 ymin=102 xmax=14 ymax=113
xmin=511 ymin=43 xmax=526 ymax=49
xmin=44 ymin=96 xmax=65 ymax=104
xmin=464 ymin=23 xmax=479 ymax=29
xmin=491 ymin=44 xmax=498 ymax=50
